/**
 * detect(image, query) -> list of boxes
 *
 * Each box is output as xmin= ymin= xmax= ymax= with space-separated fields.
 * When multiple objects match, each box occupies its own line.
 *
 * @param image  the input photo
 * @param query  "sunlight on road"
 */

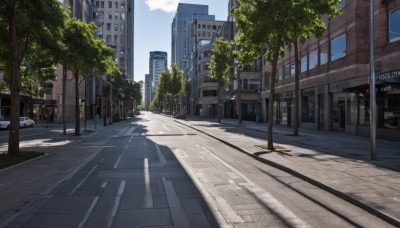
xmin=20 ymin=139 xmax=72 ymax=148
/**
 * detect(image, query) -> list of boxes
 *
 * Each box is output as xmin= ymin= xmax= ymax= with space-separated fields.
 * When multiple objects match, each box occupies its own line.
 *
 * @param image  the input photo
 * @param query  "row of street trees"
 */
xmin=0 ymin=0 xmax=138 ymax=156
xmin=150 ymin=64 xmax=185 ymax=114
xmin=210 ymin=0 xmax=341 ymax=150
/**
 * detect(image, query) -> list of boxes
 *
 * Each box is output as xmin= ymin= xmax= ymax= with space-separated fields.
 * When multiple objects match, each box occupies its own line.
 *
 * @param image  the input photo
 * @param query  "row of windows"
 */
xmin=197 ymin=24 xmax=221 ymax=30
xmin=198 ymin=31 xmax=217 ymax=37
xmin=103 ymin=34 xmax=125 ymax=44
xmin=275 ymin=33 xmax=347 ymax=81
xmin=93 ymin=1 xmax=126 ymax=9
xmin=93 ymin=11 xmax=126 ymax=21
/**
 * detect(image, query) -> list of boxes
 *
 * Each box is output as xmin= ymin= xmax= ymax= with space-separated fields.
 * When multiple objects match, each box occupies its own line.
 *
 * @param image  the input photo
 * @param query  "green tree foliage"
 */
xmin=233 ymin=0 xmax=341 ymax=149
xmin=0 ymin=0 xmax=66 ymax=155
xmin=209 ymin=37 xmax=235 ymax=123
xmin=62 ymin=17 xmax=115 ymax=135
xmin=287 ymin=0 xmax=341 ymax=136
xmin=170 ymin=64 xmax=184 ymax=114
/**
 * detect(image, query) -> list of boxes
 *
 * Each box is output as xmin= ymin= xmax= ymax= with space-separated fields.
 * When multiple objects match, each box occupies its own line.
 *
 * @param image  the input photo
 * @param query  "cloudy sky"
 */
xmin=134 ymin=0 xmax=228 ymax=83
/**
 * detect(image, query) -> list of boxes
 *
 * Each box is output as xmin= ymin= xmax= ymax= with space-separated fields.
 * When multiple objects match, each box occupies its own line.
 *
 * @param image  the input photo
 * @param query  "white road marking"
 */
xmin=159 ymin=131 xmax=164 ymax=134
xmin=69 ymin=165 xmax=98 ymax=195
xmin=162 ymin=178 xmax=191 ymax=227
xmin=175 ymin=149 xmax=188 ymax=158
xmin=162 ymin=124 xmax=170 ymax=131
xmin=77 ymin=196 xmax=99 ymax=228
xmin=113 ymin=156 xmax=121 ymax=169
xmin=107 ymin=180 xmax=126 ymax=228
xmin=125 ymin=126 xmax=137 ymax=135
xmin=144 ymin=158 xmax=153 ymax=208
xmin=101 ymin=182 xmax=108 ymax=189
xmin=155 ymin=143 xmax=167 ymax=165
xmin=201 ymin=147 xmax=308 ymax=227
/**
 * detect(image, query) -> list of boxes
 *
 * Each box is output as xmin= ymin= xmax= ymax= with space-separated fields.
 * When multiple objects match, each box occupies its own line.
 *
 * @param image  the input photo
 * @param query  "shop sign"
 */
xmin=376 ymin=69 xmax=400 ymax=83
xmin=32 ymin=99 xmax=44 ymax=105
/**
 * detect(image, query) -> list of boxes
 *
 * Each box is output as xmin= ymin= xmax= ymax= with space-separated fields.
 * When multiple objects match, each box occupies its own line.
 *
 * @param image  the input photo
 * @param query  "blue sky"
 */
xmin=134 ymin=0 xmax=228 ymax=83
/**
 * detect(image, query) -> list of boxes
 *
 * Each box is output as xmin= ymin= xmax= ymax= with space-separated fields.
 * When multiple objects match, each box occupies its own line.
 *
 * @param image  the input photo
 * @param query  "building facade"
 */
xmin=149 ymin=52 xmax=168 ymax=100
xmin=171 ymin=3 xmax=215 ymax=71
xmin=144 ymin=74 xmax=151 ymax=110
xmin=191 ymin=20 xmax=225 ymax=117
xmin=260 ymin=0 xmax=400 ymax=140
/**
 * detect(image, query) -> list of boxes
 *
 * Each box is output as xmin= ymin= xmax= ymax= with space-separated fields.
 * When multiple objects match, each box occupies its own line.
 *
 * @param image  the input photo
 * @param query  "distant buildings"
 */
xmin=171 ymin=3 xmax=215 ymax=71
xmin=144 ymin=74 xmax=152 ymax=110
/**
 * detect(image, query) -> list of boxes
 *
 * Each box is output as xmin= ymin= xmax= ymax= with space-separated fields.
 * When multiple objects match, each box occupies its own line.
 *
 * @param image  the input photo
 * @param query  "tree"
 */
xmin=170 ymin=64 xmax=184 ymax=114
xmin=62 ymin=18 xmax=108 ymax=136
xmin=287 ymin=0 xmax=340 ymax=136
xmin=234 ymin=33 xmax=260 ymax=124
xmin=0 ymin=0 xmax=66 ymax=155
xmin=209 ymin=37 xmax=235 ymax=123
xmin=233 ymin=0 xmax=296 ymax=150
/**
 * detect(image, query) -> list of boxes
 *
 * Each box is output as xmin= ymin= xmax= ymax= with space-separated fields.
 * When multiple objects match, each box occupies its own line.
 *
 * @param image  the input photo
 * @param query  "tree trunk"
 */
xmin=62 ymin=65 xmax=67 ymax=134
xmin=218 ymin=82 xmax=222 ymax=123
xmin=293 ymin=41 xmax=300 ymax=136
xmin=74 ymin=71 xmax=80 ymax=136
xmin=237 ymin=69 xmax=242 ymax=124
xmin=267 ymin=43 xmax=280 ymax=151
xmin=8 ymin=3 xmax=20 ymax=156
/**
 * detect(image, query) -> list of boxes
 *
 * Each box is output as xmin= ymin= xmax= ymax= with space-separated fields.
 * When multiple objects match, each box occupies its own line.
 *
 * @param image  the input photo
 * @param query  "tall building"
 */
xmin=144 ymin=74 xmax=151 ymax=110
xmin=92 ymin=0 xmax=133 ymax=79
xmin=191 ymin=19 xmax=225 ymax=117
xmin=149 ymin=51 xmax=168 ymax=99
xmin=171 ymin=3 xmax=215 ymax=71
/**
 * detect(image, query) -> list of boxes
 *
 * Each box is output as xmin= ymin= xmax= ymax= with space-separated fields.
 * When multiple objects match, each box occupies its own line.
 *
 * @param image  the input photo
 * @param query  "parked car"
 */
xmin=0 ymin=117 xmax=10 ymax=129
xmin=19 ymin=117 xmax=35 ymax=127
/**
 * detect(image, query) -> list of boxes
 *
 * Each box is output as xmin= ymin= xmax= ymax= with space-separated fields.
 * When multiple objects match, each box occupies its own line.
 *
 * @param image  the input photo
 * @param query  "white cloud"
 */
xmin=145 ymin=0 xmax=179 ymax=13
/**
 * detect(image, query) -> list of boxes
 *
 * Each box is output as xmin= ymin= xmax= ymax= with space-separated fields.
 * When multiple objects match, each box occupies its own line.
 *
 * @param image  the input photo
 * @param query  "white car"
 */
xmin=19 ymin=117 xmax=35 ymax=127
xmin=0 ymin=117 xmax=10 ymax=129
xmin=0 ymin=117 xmax=35 ymax=129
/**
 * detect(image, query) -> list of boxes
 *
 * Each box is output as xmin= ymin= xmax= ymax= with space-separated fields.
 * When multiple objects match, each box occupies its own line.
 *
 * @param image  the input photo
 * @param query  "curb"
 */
xmin=174 ymin=119 xmax=400 ymax=227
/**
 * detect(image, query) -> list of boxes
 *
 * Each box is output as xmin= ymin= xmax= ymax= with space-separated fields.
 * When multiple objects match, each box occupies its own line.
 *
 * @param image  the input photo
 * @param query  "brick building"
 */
xmin=261 ymin=0 xmax=400 ymax=140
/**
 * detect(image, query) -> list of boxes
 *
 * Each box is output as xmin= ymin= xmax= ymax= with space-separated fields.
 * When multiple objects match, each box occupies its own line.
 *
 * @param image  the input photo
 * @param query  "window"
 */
xmin=290 ymin=62 xmax=295 ymax=77
xmin=302 ymin=89 xmax=315 ymax=122
xmin=320 ymin=42 xmax=328 ymax=65
xmin=243 ymin=79 xmax=248 ymax=90
xmin=207 ymin=25 xmax=211 ymax=29
xmin=114 ymin=24 xmax=118 ymax=31
xmin=121 ymin=13 xmax=126 ymax=20
xmin=114 ymin=35 xmax=118 ymax=43
xmin=277 ymin=67 xmax=283 ymax=80
xmin=106 ymin=23 xmax=111 ymax=31
xmin=301 ymin=55 xmax=308 ymax=73
xmin=308 ymin=49 xmax=318 ymax=70
xmin=114 ymin=13 xmax=118 ymax=20
xmin=108 ymin=12 xmax=112 ymax=19
xmin=106 ymin=35 xmax=111 ymax=43
xmin=108 ymin=1 xmax=112 ymax=8
xmin=121 ymin=2 xmax=125 ymax=8
xmin=284 ymin=64 xmax=290 ymax=79
xmin=121 ymin=23 xmax=125 ymax=32
xmin=198 ymin=24 xmax=201 ymax=28
xmin=202 ymin=24 xmax=206 ymax=29
xmin=120 ymin=46 xmax=125 ymax=55
xmin=95 ymin=1 xmax=99 ymax=7
xmin=330 ymin=33 xmax=346 ymax=61
xmin=114 ymin=1 xmax=118 ymax=8
xmin=212 ymin=25 xmax=217 ymax=30
xmin=203 ymin=90 xmax=217 ymax=97
xmin=100 ymin=1 xmax=104 ymax=8
xmin=389 ymin=7 xmax=400 ymax=42
xmin=120 ymin=34 xmax=125 ymax=43
xmin=97 ymin=25 xmax=103 ymax=36
xmin=337 ymin=0 xmax=346 ymax=9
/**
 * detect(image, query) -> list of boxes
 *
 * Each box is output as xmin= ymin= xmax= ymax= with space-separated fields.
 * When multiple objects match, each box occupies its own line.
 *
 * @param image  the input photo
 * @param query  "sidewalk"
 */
xmin=175 ymin=117 xmax=400 ymax=226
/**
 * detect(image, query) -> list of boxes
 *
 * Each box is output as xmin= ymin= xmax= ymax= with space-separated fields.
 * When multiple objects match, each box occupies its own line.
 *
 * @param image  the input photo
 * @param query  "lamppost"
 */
xmin=370 ymin=0 xmax=377 ymax=160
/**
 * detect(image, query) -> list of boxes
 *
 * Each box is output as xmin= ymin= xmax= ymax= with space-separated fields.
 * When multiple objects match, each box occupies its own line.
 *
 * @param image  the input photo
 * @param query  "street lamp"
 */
xmin=370 ymin=0 xmax=377 ymax=160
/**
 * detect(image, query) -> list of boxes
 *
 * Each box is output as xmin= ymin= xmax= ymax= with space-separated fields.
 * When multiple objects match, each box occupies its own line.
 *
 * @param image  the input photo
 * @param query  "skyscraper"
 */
xmin=171 ymin=3 xmax=215 ymax=71
xmin=144 ymin=74 xmax=151 ymax=110
xmin=92 ymin=0 xmax=134 ymax=80
xmin=149 ymin=52 xmax=168 ymax=99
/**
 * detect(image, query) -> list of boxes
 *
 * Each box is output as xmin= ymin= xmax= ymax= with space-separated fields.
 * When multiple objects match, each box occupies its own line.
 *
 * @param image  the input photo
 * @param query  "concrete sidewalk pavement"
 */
xmin=175 ymin=117 xmax=400 ymax=227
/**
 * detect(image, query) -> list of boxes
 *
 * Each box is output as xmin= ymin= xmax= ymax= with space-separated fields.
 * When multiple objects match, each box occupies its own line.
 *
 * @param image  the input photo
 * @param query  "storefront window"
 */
xmin=284 ymin=64 xmax=290 ymax=79
xmin=383 ymin=91 xmax=400 ymax=129
xmin=332 ymin=94 xmax=346 ymax=129
xmin=320 ymin=42 xmax=328 ymax=65
xmin=302 ymin=89 xmax=315 ymax=122
xmin=359 ymin=95 xmax=370 ymax=126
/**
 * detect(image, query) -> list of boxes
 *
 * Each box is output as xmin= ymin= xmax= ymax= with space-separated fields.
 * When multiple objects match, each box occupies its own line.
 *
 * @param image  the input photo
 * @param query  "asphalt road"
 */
xmin=1 ymin=112 xmax=394 ymax=227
